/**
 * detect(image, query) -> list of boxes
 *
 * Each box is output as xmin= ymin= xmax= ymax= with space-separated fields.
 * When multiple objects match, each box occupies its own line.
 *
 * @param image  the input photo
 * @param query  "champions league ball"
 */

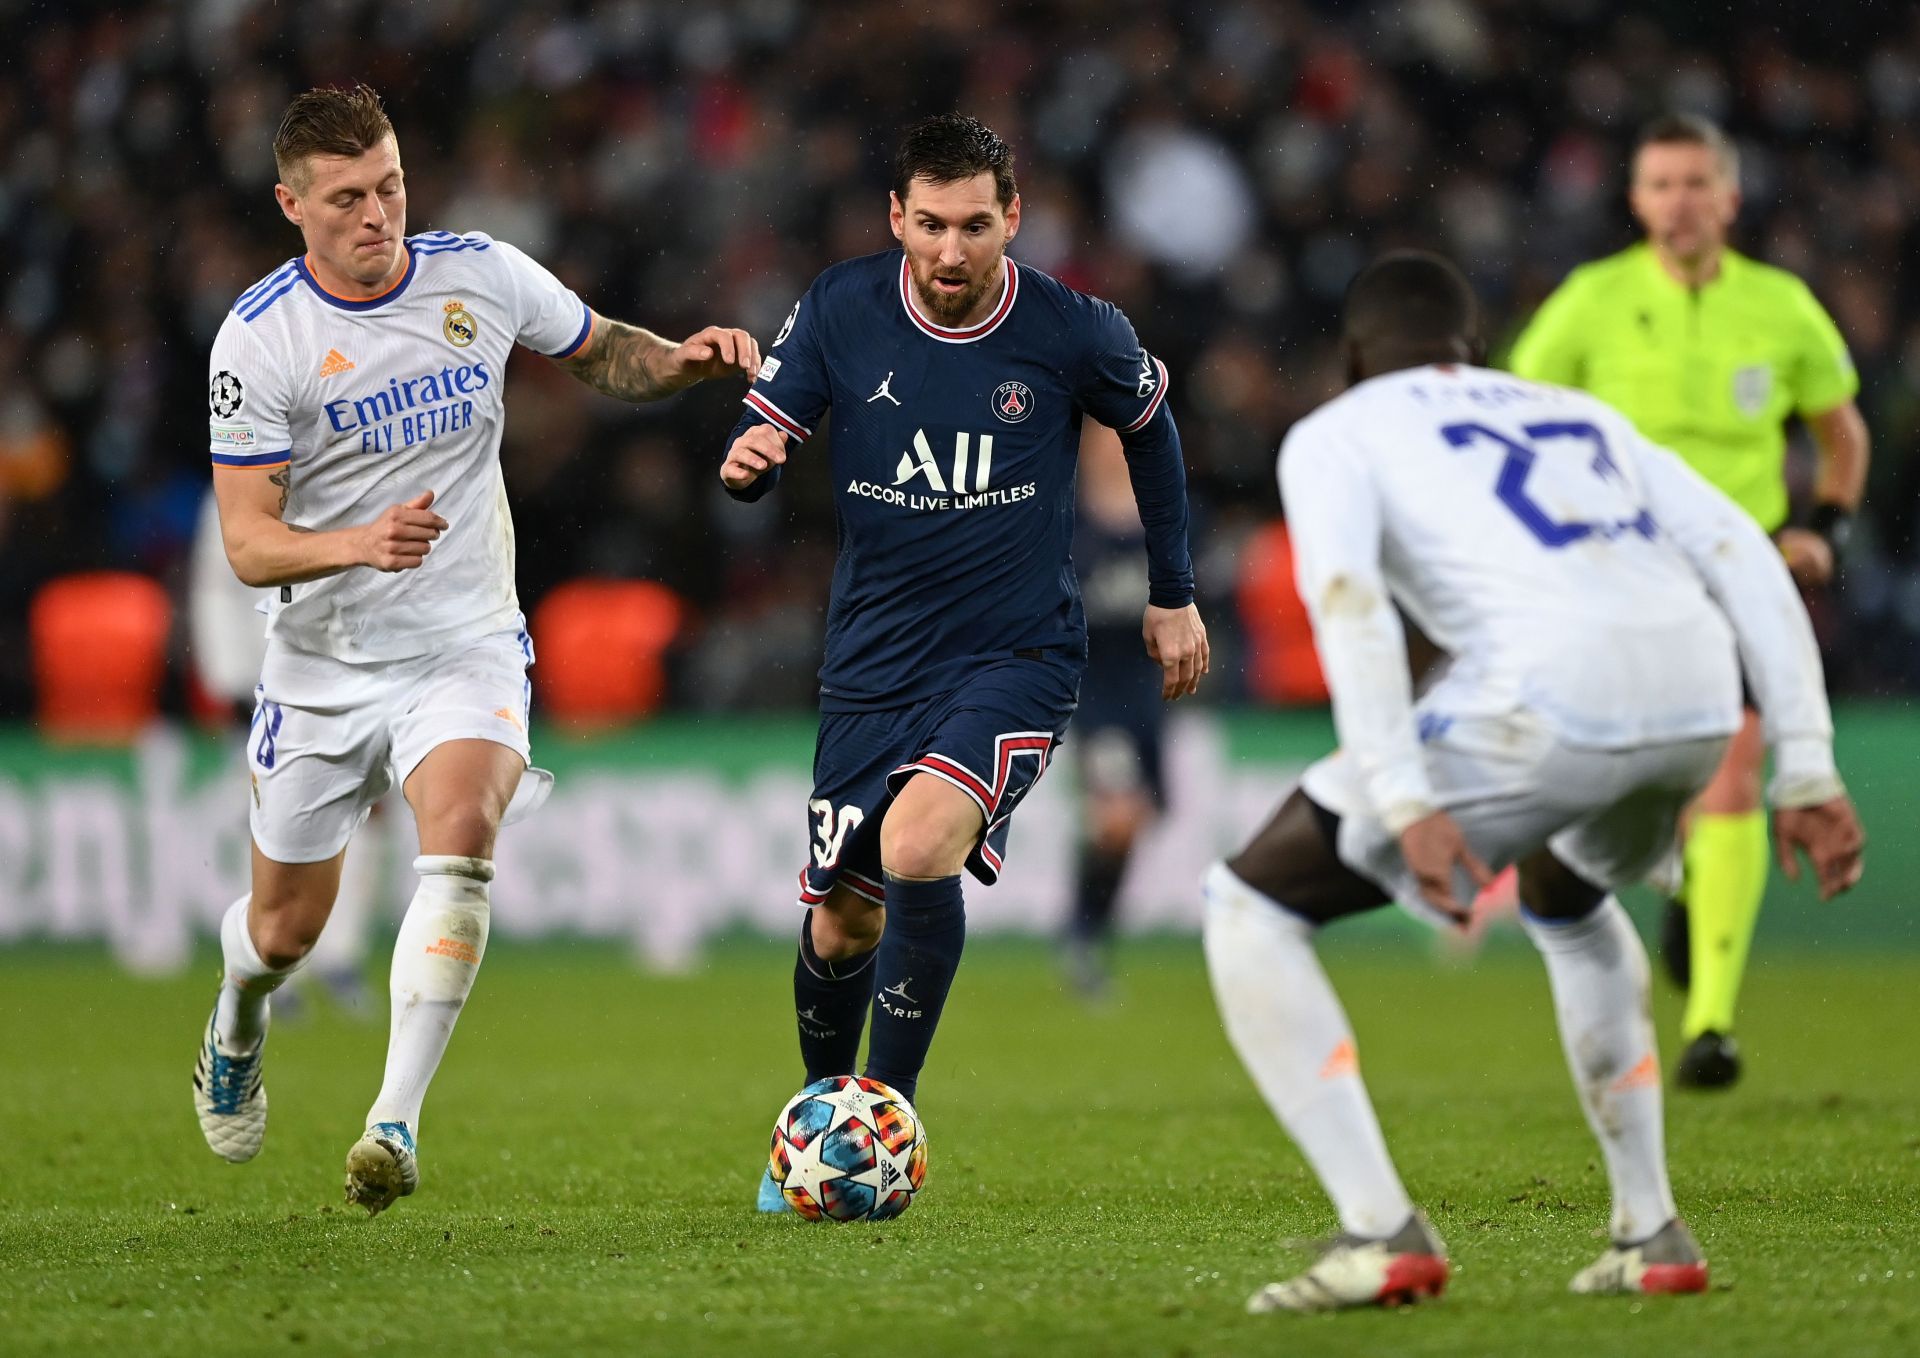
xmin=768 ymin=1075 xmax=928 ymax=1222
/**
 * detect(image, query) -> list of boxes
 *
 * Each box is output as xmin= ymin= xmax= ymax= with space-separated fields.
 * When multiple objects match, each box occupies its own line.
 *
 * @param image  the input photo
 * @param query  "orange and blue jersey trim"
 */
xmin=212 ymin=448 xmax=292 ymax=470
xmin=294 ymin=246 xmax=418 ymax=312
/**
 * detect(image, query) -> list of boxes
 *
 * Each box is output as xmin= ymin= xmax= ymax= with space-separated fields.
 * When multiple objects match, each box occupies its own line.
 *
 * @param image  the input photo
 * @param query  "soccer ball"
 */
xmin=767 ymin=1075 xmax=928 ymax=1221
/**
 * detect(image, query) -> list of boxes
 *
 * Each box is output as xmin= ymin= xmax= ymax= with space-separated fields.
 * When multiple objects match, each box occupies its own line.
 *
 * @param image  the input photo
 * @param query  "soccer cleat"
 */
xmin=757 ymin=1165 xmax=793 ymax=1214
xmin=1674 ymin=1030 xmax=1741 ymax=1089
xmin=344 ymin=1121 xmax=419 ymax=1216
xmin=1246 ymin=1211 xmax=1450 ymax=1314
xmin=1659 ymin=898 xmax=1691 ymax=990
xmin=192 ymin=1012 xmax=268 ymax=1163
xmin=1570 ymin=1217 xmax=1709 ymax=1295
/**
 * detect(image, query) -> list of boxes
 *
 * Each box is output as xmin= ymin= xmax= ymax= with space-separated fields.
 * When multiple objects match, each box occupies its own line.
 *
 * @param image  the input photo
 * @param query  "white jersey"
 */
xmin=1279 ymin=364 xmax=1838 ymax=832
xmin=206 ymin=231 xmax=591 ymax=662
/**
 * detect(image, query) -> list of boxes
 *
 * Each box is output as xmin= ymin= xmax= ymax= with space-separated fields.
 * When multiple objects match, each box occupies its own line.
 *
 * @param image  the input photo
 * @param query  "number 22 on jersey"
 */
xmin=1441 ymin=420 xmax=1654 ymax=549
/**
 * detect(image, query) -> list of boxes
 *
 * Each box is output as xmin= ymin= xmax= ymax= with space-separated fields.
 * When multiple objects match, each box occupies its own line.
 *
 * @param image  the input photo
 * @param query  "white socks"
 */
xmin=1521 ymin=897 xmax=1676 ymax=1242
xmin=213 ymin=895 xmax=303 ymax=1051
xmin=1202 ymin=862 xmax=1415 ymax=1238
xmin=365 ymin=856 xmax=494 ymax=1134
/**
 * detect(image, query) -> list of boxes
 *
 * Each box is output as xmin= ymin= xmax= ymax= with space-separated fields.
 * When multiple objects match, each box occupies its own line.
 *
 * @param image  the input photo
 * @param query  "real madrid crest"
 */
xmin=443 ymin=299 xmax=477 ymax=348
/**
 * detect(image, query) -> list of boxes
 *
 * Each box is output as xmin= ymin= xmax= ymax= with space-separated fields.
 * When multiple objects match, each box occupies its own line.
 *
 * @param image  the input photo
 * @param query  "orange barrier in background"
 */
xmin=1235 ymin=520 xmax=1329 ymax=706
xmin=531 ymin=578 xmax=685 ymax=725
xmin=30 ymin=571 xmax=173 ymax=742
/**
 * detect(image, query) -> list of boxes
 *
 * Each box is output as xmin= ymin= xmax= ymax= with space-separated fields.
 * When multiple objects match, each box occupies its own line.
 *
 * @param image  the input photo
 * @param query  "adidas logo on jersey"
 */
xmin=320 ymin=348 xmax=356 ymax=378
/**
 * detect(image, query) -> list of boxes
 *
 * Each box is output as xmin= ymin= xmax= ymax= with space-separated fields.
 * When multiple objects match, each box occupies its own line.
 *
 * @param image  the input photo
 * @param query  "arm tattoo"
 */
xmin=269 ymin=464 xmax=291 ymax=516
xmin=556 ymin=319 xmax=679 ymax=402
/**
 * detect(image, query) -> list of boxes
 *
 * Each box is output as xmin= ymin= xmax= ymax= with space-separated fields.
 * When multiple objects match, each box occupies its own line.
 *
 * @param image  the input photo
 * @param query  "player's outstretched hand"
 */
xmin=361 ymin=490 xmax=447 ymax=572
xmin=662 ymin=326 xmax=761 ymax=388
xmin=1398 ymin=810 xmax=1494 ymax=928
xmin=1776 ymin=527 xmax=1836 ymax=589
xmin=1143 ymin=603 xmax=1209 ymax=701
xmin=1774 ymin=794 xmax=1865 ymax=901
xmin=721 ymin=422 xmax=789 ymax=492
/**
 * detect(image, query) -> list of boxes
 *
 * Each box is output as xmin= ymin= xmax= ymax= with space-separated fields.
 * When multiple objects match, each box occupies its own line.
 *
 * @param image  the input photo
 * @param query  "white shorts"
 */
xmin=247 ymin=628 xmax=552 ymax=864
xmin=1301 ymin=709 xmax=1728 ymax=929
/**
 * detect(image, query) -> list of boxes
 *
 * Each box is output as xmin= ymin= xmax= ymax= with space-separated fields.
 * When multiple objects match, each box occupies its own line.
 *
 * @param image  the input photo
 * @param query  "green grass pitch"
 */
xmin=3 ymin=934 xmax=1916 ymax=1356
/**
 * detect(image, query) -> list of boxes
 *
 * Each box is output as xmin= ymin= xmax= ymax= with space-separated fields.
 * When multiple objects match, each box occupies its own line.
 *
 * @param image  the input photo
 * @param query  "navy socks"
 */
xmin=793 ymin=910 xmax=876 ymax=1084
xmin=862 ymin=874 xmax=966 ymax=1105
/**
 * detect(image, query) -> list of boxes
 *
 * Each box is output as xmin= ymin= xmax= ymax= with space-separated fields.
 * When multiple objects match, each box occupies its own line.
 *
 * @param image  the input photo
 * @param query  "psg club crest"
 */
xmin=209 ymin=371 xmax=244 ymax=418
xmin=992 ymin=380 xmax=1034 ymax=424
xmin=443 ymin=299 xmax=477 ymax=348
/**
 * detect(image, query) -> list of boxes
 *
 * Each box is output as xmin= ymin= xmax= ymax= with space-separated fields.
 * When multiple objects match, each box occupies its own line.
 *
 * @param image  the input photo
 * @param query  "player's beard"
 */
xmin=912 ymin=252 xmax=1003 ymax=326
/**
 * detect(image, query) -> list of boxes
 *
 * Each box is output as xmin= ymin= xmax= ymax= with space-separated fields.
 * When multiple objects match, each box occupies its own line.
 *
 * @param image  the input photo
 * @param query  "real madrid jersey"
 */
xmin=206 ymin=231 xmax=591 ymax=662
xmin=1280 ymin=364 xmax=1837 ymax=825
xmin=1507 ymin=244 xmax=1858 ymax=532
xmin=723 ymin=250 xmax=1195 ymax=710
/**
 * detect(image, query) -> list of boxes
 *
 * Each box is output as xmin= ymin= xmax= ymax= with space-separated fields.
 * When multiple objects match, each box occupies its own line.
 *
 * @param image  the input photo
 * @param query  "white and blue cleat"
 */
xmin=192 ymin=1011 xmax=269 ymax=1163
xmin=345 ymin=1120 xmax=419 ymax=1217
xmin=757 ymin=1165 xmax=792 ymax=1214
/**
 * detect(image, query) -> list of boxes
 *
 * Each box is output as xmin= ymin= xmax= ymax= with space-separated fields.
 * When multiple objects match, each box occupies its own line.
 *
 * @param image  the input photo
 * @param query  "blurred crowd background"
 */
xmin=6 ymin=0 xmax=1920 ymax=717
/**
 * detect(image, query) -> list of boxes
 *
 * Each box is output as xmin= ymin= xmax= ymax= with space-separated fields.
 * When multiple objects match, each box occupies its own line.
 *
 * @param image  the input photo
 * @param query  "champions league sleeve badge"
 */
xmin=209 ymin=371 xmax=244 ymax=418
xmin=774 ymin=300 xmax=799 ymax=347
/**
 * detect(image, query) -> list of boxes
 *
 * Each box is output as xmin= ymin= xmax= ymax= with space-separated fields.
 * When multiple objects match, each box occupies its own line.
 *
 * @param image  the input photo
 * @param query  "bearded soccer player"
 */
xmin=1509 ymin=113 xmax=1869 ymax=1088
xmin=720 ymin=115 xmax=1208 ymax=1212
xmin=192 ymin=83 xmax=759 ymax=1213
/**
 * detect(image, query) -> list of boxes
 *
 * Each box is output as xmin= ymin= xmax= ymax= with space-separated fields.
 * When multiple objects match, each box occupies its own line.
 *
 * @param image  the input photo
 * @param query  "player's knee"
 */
xmin=812 ymin=899 xmax=884 ymax=959
xmin=415 ymin=802 xmax=501 ymax=860
xmin=249 ymin=903 xmax=326 ymax=970
xmin=880 ymin=814 xmax=971 ymax=880
xmin=1089 ymin=793 xmax=1151 ymax=856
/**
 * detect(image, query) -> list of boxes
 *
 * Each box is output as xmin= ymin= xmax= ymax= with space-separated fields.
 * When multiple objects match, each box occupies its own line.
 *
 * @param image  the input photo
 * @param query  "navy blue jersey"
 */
xmin=726 ymin=250 xmax=1194 ymax=710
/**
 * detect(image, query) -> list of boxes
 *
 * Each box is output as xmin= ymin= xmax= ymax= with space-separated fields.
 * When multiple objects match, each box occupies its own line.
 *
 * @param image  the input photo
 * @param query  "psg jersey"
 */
xmin=725 ymin=250 xmax=1193 ymax=710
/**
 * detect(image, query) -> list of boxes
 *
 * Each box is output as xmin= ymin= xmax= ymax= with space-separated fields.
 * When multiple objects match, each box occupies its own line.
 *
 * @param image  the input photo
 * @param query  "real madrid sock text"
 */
xmin=863 ymin=874 xmax=966 ymax=1105
xmin=794 ymin=909 xmax=877 ymax=1083
xmin=366 ymin=856 xmax=493 ymax=1133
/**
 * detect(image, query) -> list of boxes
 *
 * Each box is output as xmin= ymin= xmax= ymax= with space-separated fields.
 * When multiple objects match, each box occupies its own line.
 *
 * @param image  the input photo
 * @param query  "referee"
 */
xmin=1510 ymin=113 xmax=1869 ymax=1090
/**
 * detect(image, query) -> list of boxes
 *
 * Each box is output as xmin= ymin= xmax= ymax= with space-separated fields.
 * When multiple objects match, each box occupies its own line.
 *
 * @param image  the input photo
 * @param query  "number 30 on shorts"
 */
xmin=809 ymin=799 xmax=865 ymax=870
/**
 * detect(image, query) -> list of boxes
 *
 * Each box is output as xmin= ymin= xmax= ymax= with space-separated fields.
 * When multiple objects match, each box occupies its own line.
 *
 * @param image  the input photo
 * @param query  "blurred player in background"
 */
xmin=1207 ymin=253 xmax=1863 ymax=1312
xmin=1509 ymin=114 xmax=1870 ymax=1087
xmin=190 ymin=488 xmax=383 ymax=1017
xmin=192 ymin=83 xmax=758 ymax=1214
xmin=721 ymin=115 xmax=1208 ymax=1212
xmin=1061 ymin=421 xmax=1169 ymax=998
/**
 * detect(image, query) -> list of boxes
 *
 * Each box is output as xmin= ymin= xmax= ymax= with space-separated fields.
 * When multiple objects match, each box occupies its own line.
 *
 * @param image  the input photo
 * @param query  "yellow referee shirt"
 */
xmin=1508 ymin=243 xmax=1858 ymax=531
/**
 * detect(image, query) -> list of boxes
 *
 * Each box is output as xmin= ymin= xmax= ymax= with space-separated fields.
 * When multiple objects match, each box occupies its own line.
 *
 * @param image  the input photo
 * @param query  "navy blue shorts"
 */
xmin=797 ymin=655 xmax=1080 ymax=906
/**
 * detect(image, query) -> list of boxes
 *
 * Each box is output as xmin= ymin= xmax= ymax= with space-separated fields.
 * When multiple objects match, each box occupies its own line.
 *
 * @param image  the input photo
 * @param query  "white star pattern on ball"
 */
xmin=825 ymin=1081 xmax=890 ymax=1130
xmin=771 ymin=1078 xmax=926 ymax=1221
xmin=780 ymin=1123 xmax=850 ymax=1206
